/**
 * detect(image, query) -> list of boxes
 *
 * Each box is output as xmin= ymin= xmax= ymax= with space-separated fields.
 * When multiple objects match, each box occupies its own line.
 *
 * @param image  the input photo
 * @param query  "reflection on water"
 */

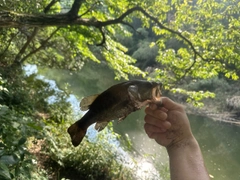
xmin=38 ymin=62 xmax=240 ymax=180
xmin=189 ymin=115 xmax=240 ymax=180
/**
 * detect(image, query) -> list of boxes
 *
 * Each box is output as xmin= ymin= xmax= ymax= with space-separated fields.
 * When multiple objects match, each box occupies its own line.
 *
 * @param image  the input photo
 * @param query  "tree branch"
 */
xmin=121 ymin=21 xmax=139 ymax=33
xmin=0 ymin=31 xmax=19 ymax=60
xmin=79 ymin=2 xmax=97 ymax=18
xmin=44 ymin=0 xmax=59 ymax=13
xmin=14 ymin=28 xmax=38 ymax=63
xmin=120 ymin=6 xmax=211 ymax=78
xmin=92 ymin=7 xmax=139 ymax=28
xmin=78 ymin=5 xmax=207 ymax=71
xmin=19 ymin=28 xmax=60 ymax=63
xmin=180 ymin=54 xmax=197 ymax=79
xmin=2 ymin=5 xmax=216 ymax=76
xmin=95 ymin=20 xmax=138 ymax=46
xmin=68 ymin=0 xmax=84 ymax=19
xmin=96 ymin=27 xmax=106 ymax=46
xmin=12 ymin=0 xmax=59 ymax=65
xmin=90 ymin=7 xmax=204 ymax=76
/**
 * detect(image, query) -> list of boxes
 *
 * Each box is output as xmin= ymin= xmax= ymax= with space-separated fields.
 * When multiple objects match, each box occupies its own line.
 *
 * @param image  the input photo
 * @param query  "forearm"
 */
xmin=167 ymin=137 xmax=210 ymax=180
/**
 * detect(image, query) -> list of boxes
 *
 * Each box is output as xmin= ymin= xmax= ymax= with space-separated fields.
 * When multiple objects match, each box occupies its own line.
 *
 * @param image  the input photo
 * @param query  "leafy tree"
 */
xmin=1 ymin=0 xmax=239 ymax=102
xmin=149 ymin=0 xmax=240 ymax=105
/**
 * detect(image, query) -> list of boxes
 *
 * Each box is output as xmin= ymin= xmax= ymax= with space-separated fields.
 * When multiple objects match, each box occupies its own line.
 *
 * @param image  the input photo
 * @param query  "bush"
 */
xmin=132 ymin=41 xmax=158 ymax=69
xmin=0 ymin=74 xmax=45 ymax=179
xmin=184 ymin=77 xmax=231 ymax=92
xmin=43 ymin=120 xmax=134 ymax=180
xmin=0 ymin=71 xmax=70 ymax=180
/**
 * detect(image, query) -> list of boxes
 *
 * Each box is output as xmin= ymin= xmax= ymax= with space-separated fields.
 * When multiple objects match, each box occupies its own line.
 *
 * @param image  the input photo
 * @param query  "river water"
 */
xmin=38 ymin=62 xmax=240 ymax=180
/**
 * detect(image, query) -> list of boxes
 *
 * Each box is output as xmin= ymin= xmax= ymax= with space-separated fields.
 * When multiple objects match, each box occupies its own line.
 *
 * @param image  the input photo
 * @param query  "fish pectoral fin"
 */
xmin=95 ymin=121 xmax=109 ymax=132
xmin=80 ymin=94 xmax=99 ymax=111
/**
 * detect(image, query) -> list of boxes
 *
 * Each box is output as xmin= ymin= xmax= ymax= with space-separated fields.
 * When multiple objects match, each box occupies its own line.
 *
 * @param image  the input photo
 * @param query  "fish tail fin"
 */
xmin=67 ymin=122 xmax=86 ymax=147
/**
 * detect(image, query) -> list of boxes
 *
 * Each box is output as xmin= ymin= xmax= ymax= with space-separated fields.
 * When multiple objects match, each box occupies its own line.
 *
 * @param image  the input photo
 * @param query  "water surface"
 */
xmin=39 ymin=62 xmax=240 ymax=180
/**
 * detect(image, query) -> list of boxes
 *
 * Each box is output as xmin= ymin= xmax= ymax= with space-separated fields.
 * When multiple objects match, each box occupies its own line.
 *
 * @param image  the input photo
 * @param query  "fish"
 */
xmin=67 ymin=80 xmax=162 ymax=147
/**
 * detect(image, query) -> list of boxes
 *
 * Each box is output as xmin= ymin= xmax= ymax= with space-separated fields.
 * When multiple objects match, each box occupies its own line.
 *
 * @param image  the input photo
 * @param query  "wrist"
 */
xmin=166 ymin=136 xmax=210 ymax=180
xmin=166 ymin=135 xmax=198 ymax=154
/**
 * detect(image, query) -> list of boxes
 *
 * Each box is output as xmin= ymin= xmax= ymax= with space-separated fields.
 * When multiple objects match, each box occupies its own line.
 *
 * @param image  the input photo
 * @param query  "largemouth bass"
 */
xmin=67 ymin=80 xmax=162 ymax=147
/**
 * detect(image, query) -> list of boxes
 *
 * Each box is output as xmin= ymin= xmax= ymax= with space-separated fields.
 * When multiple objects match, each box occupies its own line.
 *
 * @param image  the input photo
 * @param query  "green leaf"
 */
xmin=27 ymin=123 xmax=43 ymax=131
xmin=0 ymin=106 xmax=9 ymax=116
xmin=0 ymin=162 xmax=11 ymax=180
xmin=0 ymin=155 xmax=19 ymax=165
xmin=0 ymin=143 xmax=5 ymax=148
xmin=18 ymin=137 xmax=27 ymax=146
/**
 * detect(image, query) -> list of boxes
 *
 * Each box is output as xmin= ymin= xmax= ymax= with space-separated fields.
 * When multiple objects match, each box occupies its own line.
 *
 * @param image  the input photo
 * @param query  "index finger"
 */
xmin=160 ymin=97 xmax=182 ymax=111
xmin=149 ymin=102 xmax=168 ymax=113
xmin=145 ymin=106 xmax=168 ymax=121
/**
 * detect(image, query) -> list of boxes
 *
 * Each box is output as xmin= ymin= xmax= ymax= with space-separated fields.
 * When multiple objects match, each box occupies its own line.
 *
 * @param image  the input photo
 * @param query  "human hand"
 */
xmin=144 ymin=97 xmax=194 ymax=148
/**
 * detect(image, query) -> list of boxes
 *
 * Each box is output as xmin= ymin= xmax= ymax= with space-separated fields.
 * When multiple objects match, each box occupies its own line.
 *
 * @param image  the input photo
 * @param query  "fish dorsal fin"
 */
xmin=80 ymin=94 xmax=99 ymax=111
xmin=95 ymin=121 xmax=109 ymax=132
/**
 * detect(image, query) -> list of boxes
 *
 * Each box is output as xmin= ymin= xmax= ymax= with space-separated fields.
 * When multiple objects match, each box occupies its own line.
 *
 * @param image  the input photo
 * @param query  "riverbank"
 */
xmin=166 ymin=77 xmax=240 ymax=126
xmin=186 ymin=104 xmax=240 ymax=126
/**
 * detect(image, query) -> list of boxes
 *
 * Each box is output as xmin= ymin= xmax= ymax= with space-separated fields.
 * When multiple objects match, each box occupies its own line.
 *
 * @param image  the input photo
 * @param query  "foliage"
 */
xmin=184 ymin=76 xmax=231 ymax=92
xmin=149 ymin=0 xmax=239 ymax=103
xmin=132 ymin=39 xmax=159 ymax=69
xmin=0 ymin=74 xmax=44 ymax=179
xmin=43 ymin=120 xmax=135 ymax=179
xmin=0 ymin=104 xmax=43 ymax=180
xmin=158 ymin=164 xmax=170 ymax=180
xmin=1 ymin=0 xmax=240 ymax=104
xmin=0 ymin=70 xmax=73 ymax=179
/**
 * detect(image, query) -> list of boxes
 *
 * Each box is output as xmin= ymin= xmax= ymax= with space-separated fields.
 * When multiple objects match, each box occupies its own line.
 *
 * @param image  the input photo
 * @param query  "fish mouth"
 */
xmin=152 ymin=84 xmax=162 ymax=101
